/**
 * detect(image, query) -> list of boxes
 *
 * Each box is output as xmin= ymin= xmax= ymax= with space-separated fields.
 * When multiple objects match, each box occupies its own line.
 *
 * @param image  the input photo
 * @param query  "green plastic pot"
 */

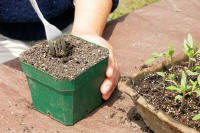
xmin=20 ymin=35 xmax=108 ymax=125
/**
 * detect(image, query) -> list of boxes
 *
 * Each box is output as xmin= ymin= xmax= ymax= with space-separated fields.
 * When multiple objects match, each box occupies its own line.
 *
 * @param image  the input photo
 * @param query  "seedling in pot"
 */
xmin=145 ymin=44 xmax=174 ymax=65
xmin=183 ymin=34 xmax=200 ymax=68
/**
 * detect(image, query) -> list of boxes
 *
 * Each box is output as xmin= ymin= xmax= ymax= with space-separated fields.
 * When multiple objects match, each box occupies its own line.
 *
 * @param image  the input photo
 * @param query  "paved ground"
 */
xmin=1 ymin=0 xmax=200 ymax=132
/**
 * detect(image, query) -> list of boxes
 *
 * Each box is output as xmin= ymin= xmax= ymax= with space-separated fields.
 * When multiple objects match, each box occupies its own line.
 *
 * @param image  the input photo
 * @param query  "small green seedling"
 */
xmin=157 ymin=72 xmax=175 ymax=82
xmin=145 ymin=44 xmax=174 ymax=65
xmin=166 ymin=71 xmax=191 ymax=111
xmin=165 ymin=73 xmax=177 ymax=87
xmin=157 ymin=72 xmax=176 ymax=95
xmin=156 ymin=72 xmax=166 ymax=78
xmin=166 ymin=71 xmax=200 ymax=111
xmin=185 ymin=69 xmax=199 ymax=76
xmin=189 ymin=79 xmax=200 ymax=97
xmin=168 ymin=74 xmax=175 ymax=80
xmin=193 ymin=113 xmax=200 ymax=121
xmin=183 ymin=34 xmax=200 ymax=67
xmin=193 ymin=65 xmax=200 ymax=71
xmin=156 ymin=72 xmax=166 ymax=87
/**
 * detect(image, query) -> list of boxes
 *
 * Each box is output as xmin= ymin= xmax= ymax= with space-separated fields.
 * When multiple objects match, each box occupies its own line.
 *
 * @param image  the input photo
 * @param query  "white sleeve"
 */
xmin=0 ymin=34 xmax=30 ymax=63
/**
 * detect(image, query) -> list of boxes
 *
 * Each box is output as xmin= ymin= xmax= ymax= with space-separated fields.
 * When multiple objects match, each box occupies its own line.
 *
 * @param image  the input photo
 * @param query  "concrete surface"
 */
xmin=1 ymin=0 xmax=200 ymax=132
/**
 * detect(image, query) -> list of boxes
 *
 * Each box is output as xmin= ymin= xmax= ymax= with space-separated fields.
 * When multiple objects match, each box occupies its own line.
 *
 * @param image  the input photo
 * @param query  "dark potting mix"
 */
xmin=126 ymin=55 xmax=200 ymax=131
xmin=20 ymin=35 xmax=109 ymax=80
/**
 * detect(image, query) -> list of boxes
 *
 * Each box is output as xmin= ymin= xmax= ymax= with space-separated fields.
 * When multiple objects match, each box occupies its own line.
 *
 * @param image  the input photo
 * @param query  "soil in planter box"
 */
xmin=126 ymin=56 xmax=200 ymax=131
xmin=20 ymin=35 xmax=109 ymax=80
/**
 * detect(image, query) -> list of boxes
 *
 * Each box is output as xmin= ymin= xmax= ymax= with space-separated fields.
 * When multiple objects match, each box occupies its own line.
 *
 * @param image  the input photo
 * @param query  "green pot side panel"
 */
xmin=21 ymin=57 xmax=108 ymax=125
xmin=27 ymin=77 xmax=74 ymax=125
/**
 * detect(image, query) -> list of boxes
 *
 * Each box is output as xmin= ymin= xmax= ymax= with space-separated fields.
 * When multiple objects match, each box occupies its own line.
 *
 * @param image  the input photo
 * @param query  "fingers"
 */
xmin=106 ymin=58 xmax=113 ymax=78
xmin=100 ymin=79 xmax=112 ymax=96
xmin=100 ymin=63 xmax=120 ymax=100
xmin=100 ymin=79 xmax=115 ymax=100
xmin=100 ymin=71 xmax=119 ymax=100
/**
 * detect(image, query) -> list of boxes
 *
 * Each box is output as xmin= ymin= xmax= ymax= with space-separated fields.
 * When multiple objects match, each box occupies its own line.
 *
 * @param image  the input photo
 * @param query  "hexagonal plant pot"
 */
xmin=20 ymin=35 xmax=109 ymax=125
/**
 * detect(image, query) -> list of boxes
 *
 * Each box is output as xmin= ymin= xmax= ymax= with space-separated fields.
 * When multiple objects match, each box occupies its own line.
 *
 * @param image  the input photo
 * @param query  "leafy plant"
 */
xmin=193 ymin=65 xmax=200 ymax=71
xmin=145 ymin=44 xmax=174 ymax=64
xmin=185 ymin=69 xmax=199 ymax=76
xmin=183 ymin=34 xmax=200 ymax=67
xmin=156 ymin=72 xmax=166 ymax=78
xmin=166 ymin=71 xmax=190 ymax=110
xmin=166 ymin=70 xmax=200 ymax=111
xmin=156 ymin=72 xmax=166 ymax=87
xmin=193 ymin=113 xmax=200 ymax=121
xmin=157 ymin=72 xmax=177 ymax=96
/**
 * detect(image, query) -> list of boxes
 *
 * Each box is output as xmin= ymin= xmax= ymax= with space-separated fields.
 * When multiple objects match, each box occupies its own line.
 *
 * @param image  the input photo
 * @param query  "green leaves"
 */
xmin=145 ymin=44 xmax=175 ymax=65
xmin=195 ymin=48 xmax=200 ymax=55
xmin=168 ymin=74 xmax=175 ymax=80
xmin=181 ymin=71 xmax=187 ymax=91
xmin=197 ymin=75 xmax=200 ymax=86
xmin=145 ymin=58 xmax=156 ymax=65
xmin=145 ymin=52 xmax=162 ymax=64
xmin=183 ymin=34 xmax=200 ymax=68
xmin=193 ymin=65 xmax=200 ymax=71
xmin=168 ymin=44 xmax=174 ymax=60
xmin=195 ymin=90 xmax=200 ymax=97
xmin=188 ymin=34 xmax=194 ymax=47
xmin=153 ymin=52 xmax=163 ymax=57
xmin=166 ymin=86 xmax=181 ymax=93
xmin=157 ymin=72 xmax=166 ymax=77
xmin=193 ymin=113 xmax=200 ymax=121
xmin=162 ymin=44 xmax=174 ymax=61
xmin=186 ymin=69 xmax=199 ymax=76
xmin=190 ymin=80 xmax=198 ymax=91
xmin=175 ymin=95 xmax=183 ymax=102
xmin=146 ymin=34 xmax=200 ymax=119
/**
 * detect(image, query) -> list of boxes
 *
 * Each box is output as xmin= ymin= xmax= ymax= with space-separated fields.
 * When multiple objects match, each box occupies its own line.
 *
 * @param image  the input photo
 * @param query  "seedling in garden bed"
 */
xmin=156 ymin=72 xmax=166 ymax=94
xmin=166 ymin=70 xmax=200 ymax=111
xmin=145 ymin=44 xmax=174 ymax=65
xmin=132 ymin=34 xmax=200 ymax=131
xmin=166 ymin=71 xmax=190 ymax=111
xmin=157 ymin=72 xmax=176 ymax=97
xmin=157 ymin=72 xmax=175 ymax=87
xmin=183 ymin=34 xmax=200 ymax=68
xmin=193 ymin=65 xmax=200 ymax=71
xmin=193 ymin=113 xmax=200 ymax=121
xmin=185 ymin=69 xmax=199 ymax=76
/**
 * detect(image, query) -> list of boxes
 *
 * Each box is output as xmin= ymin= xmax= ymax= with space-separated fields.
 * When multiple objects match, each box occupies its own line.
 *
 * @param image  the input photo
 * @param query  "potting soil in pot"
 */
xmin=20 ymin=35 xmax=109 ymax=80
xmin=126 ymin=56 xmax=200 ymax=131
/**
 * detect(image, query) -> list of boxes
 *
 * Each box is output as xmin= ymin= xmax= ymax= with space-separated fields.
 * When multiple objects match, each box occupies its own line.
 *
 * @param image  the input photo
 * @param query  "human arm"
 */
xmin=72 ymin=0 xmax=120 ymax=100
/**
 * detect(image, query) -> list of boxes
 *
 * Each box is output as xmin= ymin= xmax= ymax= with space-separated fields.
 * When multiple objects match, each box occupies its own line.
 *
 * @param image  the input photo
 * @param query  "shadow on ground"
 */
xmin=85 ymin=87 xmax=154 ymax=133
xmin=127 ymin=107 xmax=154 ymax=133
xmin=3 ymin=58 xmax=23 ymax=72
